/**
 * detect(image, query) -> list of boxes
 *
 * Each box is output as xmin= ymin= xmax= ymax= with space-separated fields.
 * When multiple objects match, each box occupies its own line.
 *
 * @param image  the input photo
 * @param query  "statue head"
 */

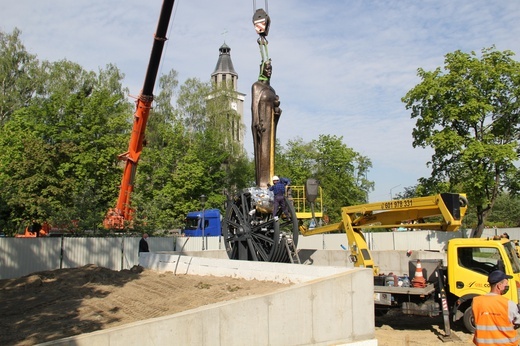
xmin=258 ymin=59 xmax=272 ymax=81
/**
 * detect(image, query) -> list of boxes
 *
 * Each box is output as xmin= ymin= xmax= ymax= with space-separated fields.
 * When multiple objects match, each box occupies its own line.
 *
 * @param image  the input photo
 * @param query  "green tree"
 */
xmin=394 ymin=185 xmax=422 ymax=199
xmin=0 ymin=60 xmax=131 ymax=233
xmin=313 ymin=135 xmax=372 ymax=221
xmin=275 ymin=137 xmax=316 ymax=185
xmin=276 ymin=135 xmax=373 ymax=222
xmin=486 ymin=192 xmax=520 ymax=228
xmin=0 ymin=121 xmax=56 ymax=233
xmin=206 ymin=81 xmax=252 ymax=192
xmin=132 ymin=73 xmax=252 ymax=230
xmin=177 ymin=78 xmax=211 ymax=134
xmin=402 ymin=47 xmax=520 ymax=237
xmin=0 ymin=28 xmax=40 ymax=126
xmin=0 ymin=30 xmax=256 ymax=234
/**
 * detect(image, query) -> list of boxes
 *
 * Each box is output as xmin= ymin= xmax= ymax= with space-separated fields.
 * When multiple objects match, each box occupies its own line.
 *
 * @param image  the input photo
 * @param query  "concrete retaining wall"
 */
xmin=151 ymin=248 xmax=445 ymax=278
xmin=40 ymin=253 xmax=377 ymax=346
xmin=141 ymin=252 xmax=353 ymax=284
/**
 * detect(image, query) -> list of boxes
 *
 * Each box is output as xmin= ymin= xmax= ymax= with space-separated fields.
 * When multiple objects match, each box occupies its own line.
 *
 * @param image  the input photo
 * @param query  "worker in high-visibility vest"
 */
xmin=472 ymin=270 xmax=520 ymax=345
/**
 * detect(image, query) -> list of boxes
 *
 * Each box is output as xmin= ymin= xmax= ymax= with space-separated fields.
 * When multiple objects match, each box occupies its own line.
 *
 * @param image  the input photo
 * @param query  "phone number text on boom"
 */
xmin=381 ymin=199 xmax=413 ymax=209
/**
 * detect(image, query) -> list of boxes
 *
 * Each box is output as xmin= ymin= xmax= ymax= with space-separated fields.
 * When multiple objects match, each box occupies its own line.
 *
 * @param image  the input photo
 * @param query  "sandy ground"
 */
xmin=0 ymin=264 xmax=476 ymax=346
xmin=375 ymin=312 xmax=474 ymax=345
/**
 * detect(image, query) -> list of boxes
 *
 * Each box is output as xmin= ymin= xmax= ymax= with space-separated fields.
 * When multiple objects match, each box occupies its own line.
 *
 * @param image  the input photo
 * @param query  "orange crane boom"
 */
xmin=104 ymin=0 xmax=175 ymax=229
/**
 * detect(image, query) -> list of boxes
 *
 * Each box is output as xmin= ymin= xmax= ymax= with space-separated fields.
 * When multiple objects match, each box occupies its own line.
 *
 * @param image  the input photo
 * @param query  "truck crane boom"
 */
xmin=298 ymin=192 xmax=520 ymax=336
xmin=300 ymin=193 xmax=468 ymax=274
xmin=104 ymin=0 xmax=175 ymax=229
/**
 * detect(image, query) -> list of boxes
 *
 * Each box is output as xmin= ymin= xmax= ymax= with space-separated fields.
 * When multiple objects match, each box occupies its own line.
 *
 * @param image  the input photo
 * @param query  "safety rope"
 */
xmin=258 ymin=37 xmax=269 ymax=62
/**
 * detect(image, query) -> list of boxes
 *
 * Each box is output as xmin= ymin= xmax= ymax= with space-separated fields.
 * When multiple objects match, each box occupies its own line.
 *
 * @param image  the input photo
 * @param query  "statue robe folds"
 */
xmin=251 ymin=80 xmax=281 ymax=188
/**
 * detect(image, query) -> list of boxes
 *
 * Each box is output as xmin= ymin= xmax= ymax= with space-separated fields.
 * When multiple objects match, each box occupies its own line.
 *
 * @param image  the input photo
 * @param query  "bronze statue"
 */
xmin=219 ymin=7 xmax=298 ymax=264
xmin=251 ymin=59 xmax=281 ymax=188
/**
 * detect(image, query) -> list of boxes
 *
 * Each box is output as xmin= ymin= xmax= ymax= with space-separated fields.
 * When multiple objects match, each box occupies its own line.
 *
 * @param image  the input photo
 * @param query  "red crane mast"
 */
xmin=104 ymin=0 xmax=175 ymax=229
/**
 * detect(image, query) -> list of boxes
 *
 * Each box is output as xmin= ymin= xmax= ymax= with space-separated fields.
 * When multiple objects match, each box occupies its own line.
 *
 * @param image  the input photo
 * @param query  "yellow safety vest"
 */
xmin=473 ymin=294 xmax=519 ymax=346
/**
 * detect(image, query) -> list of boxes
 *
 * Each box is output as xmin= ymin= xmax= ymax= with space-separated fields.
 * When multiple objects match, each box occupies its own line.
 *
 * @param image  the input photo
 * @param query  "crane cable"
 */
xmin=253 ymin=0 xmax=268 ymax=14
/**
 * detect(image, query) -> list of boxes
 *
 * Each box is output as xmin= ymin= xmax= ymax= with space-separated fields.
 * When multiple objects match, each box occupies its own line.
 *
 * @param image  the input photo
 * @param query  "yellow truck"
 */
xmin=301 ymin=193 xmax=520 ymax=335
xmin=446 ymin=237 xmax=520 ymax=332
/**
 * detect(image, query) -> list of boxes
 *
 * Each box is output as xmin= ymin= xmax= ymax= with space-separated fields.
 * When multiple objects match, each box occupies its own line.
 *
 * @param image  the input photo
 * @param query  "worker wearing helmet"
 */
xmin=472 ymin=270 xmax=520 ymax=345
xmin=269 ymin=175 xmax=291 ymax=220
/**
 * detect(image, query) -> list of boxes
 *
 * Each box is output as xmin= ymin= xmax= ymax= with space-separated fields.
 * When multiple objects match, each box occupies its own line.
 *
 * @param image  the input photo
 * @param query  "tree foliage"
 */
xmin=132 ymin=75 xmax=252 ymax=231
xmin=393 ymin=185 xmax=422 ymax=199
xmin=276 ymin=134 xmax=373 ymax=222
xmin=402 ymin=47 xmax=520 ymax=237
xmin=0 ymin=28 xmax=257 ymax=235
xmin=0 ymin=57 xmax=131 ymax=233
xmin=486 ymin=192 xmax=520 ymax=228
xmin=0 ymin=28 xmax=40 ymax=125
xmin=0 ymin=27 xmax=375 ymax=236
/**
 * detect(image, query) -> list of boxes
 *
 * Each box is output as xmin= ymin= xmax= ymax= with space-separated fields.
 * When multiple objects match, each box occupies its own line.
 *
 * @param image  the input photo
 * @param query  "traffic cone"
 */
xmin=412 ymin=260 xmax=426 ymax=288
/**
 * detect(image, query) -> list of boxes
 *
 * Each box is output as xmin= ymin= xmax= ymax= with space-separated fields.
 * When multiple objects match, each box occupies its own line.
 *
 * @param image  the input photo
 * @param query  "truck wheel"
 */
xmin=463 ymin=306 xmax=476 ymax=333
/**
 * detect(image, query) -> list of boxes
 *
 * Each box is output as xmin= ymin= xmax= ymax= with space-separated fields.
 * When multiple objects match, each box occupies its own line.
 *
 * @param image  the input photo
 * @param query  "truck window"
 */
xmin=184 ymin=218 xmax=209 ymax=231
xmin=503 ymin=242 xmax=520 ymax=273
xmin=458 ymin=247 xmax=500 ymax=275
xmin=185 ymin=218 xmax=200 ymax=230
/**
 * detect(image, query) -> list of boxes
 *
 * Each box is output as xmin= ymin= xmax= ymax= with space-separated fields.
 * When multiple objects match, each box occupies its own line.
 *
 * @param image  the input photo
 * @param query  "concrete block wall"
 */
xmin=298 ymin=249 xmax=351 ymax=267
xmin=41 ymin=253 xmax=377 ymax=346
xmin=371 ymin=250 xmax=446 ymax=276
xmin=297 ymin=248 xmax=446 ymax=277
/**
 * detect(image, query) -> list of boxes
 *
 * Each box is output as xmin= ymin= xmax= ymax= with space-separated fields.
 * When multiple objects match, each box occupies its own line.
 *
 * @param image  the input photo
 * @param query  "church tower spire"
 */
xmin=210 ymin=43 xmax=245 ymax=147
xmin=211 ymin=43 xmax=238 ymax=90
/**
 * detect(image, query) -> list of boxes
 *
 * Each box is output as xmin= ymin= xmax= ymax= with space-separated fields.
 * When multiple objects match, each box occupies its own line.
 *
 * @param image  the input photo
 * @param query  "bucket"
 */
xmin=385 ymin=275 xmax=396 ymax=286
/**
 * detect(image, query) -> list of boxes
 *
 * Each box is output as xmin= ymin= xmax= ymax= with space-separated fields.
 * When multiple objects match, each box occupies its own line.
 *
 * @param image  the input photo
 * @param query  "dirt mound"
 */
xmin=0 ymin=265 xmax=288 ymax=346
xmin=1 ymin=264 xmax=138 ymax=291
xmin=0 ymin=264 xmax=476 ymax=345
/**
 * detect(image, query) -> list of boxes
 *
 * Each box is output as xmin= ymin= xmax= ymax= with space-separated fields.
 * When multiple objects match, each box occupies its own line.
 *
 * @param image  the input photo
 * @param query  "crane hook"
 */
xmin=253 ymin=8 xmax=270 ymax=37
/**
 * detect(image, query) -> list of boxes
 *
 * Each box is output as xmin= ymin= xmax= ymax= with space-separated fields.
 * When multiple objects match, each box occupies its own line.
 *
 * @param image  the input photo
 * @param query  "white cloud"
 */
xmin=2 ymin=0 xmax=519 ymax=202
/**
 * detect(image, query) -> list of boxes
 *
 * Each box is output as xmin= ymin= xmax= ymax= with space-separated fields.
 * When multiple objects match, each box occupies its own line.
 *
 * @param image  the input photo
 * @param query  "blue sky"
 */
xmin=2 ymin=0 xmax=520 ymax=201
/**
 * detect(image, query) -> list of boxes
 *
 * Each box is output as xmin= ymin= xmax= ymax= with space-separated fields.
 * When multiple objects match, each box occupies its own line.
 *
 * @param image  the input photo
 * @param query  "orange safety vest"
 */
xmin=473 ymin=294 xmax=519 ymax=346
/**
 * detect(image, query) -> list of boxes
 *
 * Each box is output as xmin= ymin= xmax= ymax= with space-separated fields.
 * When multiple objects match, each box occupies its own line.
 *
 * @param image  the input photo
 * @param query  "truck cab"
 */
xmin=447 ymin=237 xmax=520 ymax=331
xmin=183 ymin=209 xmax=222 ymax=237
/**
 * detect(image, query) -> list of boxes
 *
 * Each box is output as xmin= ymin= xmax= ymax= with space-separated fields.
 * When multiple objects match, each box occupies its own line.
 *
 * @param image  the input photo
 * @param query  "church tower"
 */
xmin=211 ymin=43 xmax=246 ymax=147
